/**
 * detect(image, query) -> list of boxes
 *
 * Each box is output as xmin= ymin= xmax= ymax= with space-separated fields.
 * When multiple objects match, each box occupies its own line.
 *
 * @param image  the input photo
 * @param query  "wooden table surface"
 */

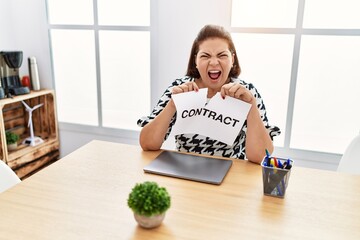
xmin=0 ymin=140 xmax=359 ymax=239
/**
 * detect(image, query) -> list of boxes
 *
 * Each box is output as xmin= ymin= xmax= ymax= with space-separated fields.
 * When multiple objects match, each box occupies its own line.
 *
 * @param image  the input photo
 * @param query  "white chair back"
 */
xmin=337 ymin=133 xmax=360 ymax=175
xmin=0 ymin=160 xmax=21 ymax=193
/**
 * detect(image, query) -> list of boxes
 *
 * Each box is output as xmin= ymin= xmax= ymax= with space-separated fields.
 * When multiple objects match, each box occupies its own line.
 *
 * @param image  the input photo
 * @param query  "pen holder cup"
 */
xmin=261 ymin=157 xmax=294 ymax=198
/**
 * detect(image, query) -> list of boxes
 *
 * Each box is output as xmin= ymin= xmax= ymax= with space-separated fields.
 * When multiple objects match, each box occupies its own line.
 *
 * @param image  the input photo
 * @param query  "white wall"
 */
xmin=152 ymin=0 xmax=232 ymax=100
xmin=59 ymin=126 xmax=139 ymax=158
xmin=0 ymin=1 xmax=12 ymax=48
xmin=1 ymin=0 xmax=53 ymax=90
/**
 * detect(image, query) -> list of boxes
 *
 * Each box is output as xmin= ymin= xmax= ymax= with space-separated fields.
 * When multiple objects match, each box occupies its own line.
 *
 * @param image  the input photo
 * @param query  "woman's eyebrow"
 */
xmin=198 ymin=50 xmax=230 ymax=56
xmin=217 ymin=50 xmax=230 ymax=55
xmin=198 ymin=52 xmax=211 ymax=56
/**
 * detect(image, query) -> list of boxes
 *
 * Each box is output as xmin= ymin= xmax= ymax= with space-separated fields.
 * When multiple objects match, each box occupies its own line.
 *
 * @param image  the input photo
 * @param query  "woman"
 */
xmin=137 ymin=25 xmax=280 ymax=164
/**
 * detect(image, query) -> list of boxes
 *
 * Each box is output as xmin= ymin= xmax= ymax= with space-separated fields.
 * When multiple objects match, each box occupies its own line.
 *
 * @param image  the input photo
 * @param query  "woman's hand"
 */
xmin=171 ymin=82 xmax=199 ymax=95
xmin=220 ymin=82 xmax=255 ymax=104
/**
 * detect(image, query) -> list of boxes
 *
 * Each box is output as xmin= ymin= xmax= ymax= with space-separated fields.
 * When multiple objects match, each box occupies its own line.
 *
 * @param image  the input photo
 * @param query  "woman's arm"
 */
xmin=245 ymin=102 xmax=274 ymax=164
xmin=220 ymin=82 xmax=274 ymax=164
xmin=139 ymin=99 xmax=176 ymax=151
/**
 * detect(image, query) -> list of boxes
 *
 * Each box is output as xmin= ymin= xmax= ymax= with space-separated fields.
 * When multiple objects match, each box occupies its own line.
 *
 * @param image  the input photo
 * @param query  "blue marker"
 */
xmin=284 ymin=159 xmax=292 ymax=170
xmin=265 ymin=149 xmax=271 ymax=166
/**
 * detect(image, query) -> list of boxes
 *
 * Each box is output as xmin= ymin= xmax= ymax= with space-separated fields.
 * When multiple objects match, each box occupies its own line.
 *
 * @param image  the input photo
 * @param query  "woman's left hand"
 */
xmin=221 ymin=82 xmax=255 ymax=104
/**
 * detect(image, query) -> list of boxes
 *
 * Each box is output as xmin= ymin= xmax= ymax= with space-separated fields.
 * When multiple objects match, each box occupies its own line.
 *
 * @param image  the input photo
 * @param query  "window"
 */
xmin=231 ymin=0 xmax=360 ymax=157
xmin=47 ymin=0 xmax=150 ymax=131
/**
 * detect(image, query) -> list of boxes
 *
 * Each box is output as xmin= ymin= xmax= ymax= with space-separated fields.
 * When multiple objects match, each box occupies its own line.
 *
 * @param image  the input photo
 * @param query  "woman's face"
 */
xmin=195 ymin=38 xmax=234 ymax=92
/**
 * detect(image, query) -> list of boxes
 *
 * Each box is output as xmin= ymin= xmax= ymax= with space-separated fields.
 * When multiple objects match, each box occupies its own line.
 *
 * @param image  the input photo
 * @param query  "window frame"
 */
xmin=46 ymin=0 xmax=153 ymax=141
xmin=230 ymin=0 xmax=360 ymax=169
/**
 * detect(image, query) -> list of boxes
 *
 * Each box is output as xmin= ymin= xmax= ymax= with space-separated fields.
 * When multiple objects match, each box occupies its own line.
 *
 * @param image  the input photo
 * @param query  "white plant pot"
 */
xmin=134 ymin=213 xmax=165 ymax=229
xmin=7 ymin=142 xmax=18 ymax=151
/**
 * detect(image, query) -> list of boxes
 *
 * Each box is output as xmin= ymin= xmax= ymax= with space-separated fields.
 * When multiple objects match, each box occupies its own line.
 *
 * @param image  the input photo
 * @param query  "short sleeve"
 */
xmin=136 ymin=87 xmax=172 ymax=127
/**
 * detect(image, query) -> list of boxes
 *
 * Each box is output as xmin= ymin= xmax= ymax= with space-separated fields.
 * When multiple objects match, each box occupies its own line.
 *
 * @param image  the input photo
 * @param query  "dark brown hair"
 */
xmin=186 ymin=25 xmax=241 ymax=78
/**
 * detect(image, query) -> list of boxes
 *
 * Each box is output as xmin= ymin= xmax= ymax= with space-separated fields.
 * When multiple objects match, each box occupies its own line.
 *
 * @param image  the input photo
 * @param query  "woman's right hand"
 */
xmin=171 ymin=82 xmax=199 ymax=95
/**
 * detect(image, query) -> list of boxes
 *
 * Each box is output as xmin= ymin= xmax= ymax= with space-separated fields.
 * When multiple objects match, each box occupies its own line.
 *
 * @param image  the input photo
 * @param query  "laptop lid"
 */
xmin=143 ymin=151 xmax=233 ymax=185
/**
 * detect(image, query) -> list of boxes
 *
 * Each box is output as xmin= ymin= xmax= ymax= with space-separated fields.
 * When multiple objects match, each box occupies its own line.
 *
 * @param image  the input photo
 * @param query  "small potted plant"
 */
xmin=127 ymin=181 xmax=171 ymax=228
xmin=6 ymin=131 xmax=20 ymax=151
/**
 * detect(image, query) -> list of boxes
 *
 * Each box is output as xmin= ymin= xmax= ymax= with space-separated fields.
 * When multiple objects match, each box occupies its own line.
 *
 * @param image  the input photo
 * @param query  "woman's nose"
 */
xmin=209 ymin=57 xmax=220 ymax=65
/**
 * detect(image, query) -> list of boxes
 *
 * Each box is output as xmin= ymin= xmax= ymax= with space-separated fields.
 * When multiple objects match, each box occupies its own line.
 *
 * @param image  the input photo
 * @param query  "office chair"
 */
xmin=337 ymin=133 xmax=360 ymax=175
xmin=0 ymin=160 xmax=21 ymax=193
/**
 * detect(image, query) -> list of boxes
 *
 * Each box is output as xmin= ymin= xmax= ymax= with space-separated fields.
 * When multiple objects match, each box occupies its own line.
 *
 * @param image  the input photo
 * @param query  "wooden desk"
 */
xmin=0 ymin=140 xmax=359 ymax=239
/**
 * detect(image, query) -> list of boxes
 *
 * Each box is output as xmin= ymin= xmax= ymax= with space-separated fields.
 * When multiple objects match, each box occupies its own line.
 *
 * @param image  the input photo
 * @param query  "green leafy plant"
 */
xmin=6 ymin=131 xmax=20 ymax=145
xmin=128 ymin=181 xmax=171 ymax=217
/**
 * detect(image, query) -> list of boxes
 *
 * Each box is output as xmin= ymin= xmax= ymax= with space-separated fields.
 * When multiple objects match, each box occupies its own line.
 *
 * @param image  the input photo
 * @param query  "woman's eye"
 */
xmin=219 ymin=54 xmax=228 ymax=59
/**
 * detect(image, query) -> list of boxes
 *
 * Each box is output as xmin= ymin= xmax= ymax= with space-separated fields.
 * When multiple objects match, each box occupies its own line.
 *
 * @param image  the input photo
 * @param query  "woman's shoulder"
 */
xmin=231 ymin=78 xmax=255 ymax=89
xmin=231 ymin=78 xmax=262 ymax=99
xmin=170 ymin=76 xmax=195 ymax=87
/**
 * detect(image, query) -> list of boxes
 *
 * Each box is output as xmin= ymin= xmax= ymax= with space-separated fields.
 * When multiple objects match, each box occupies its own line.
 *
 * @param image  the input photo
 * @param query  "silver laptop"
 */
xmin=143 ymin=151 xmax=233 ymax=185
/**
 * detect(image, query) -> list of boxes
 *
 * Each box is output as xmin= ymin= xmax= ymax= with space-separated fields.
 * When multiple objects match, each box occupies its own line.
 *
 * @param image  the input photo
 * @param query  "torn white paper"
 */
xmin=171 ymin=88 xmax=251 ymax=145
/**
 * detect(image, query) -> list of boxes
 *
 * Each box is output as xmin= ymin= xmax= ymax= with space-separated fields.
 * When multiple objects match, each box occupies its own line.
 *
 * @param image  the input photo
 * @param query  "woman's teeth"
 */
xmin=208 ymin=70 xmax=221 ymax=80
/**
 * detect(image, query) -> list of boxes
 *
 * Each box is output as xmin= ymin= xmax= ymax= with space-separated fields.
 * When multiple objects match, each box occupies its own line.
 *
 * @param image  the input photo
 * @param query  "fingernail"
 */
xmin=222 ymin=95 xmax=225 ymax=100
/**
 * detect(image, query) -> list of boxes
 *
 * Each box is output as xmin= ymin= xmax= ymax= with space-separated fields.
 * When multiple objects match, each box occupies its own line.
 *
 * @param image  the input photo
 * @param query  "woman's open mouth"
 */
xmin=208 ymin=70 xmax=221 ymax=80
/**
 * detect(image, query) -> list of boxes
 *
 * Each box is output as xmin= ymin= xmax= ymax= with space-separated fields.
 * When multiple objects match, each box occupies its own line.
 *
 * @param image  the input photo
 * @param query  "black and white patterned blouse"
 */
xmin=137 ymin=76 xmax=281 ymax=160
